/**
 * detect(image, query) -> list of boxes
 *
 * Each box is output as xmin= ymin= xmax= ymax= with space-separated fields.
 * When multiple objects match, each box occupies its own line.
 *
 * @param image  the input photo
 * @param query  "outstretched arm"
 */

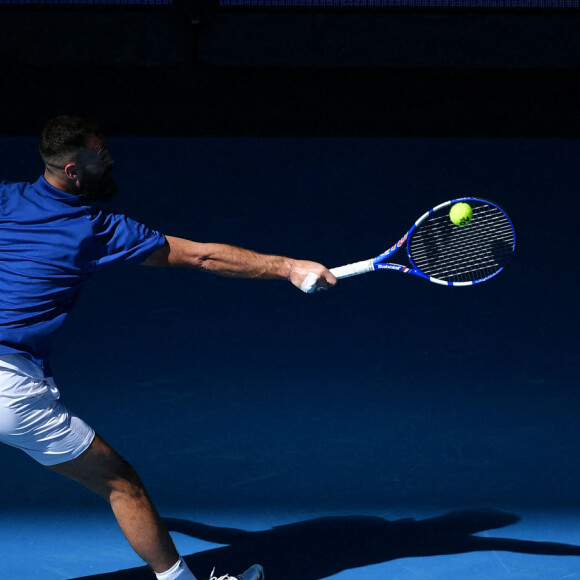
xmin=143 ymin=235 xmax=336 ymax=293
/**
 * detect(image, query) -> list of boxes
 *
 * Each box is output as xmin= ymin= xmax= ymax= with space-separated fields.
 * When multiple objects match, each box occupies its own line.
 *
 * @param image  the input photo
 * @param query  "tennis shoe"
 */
xmin=209 ymin=564 xmax=265 ymax=580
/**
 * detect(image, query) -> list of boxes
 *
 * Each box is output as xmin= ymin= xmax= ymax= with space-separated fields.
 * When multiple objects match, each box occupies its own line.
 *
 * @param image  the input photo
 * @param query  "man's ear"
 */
xmin=63 ymin=163 xmax=78 ymax=180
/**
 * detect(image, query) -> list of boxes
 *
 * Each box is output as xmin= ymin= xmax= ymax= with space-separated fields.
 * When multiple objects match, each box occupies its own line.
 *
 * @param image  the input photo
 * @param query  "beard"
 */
xmin=78 ymin=172 xmax=118 ymax=202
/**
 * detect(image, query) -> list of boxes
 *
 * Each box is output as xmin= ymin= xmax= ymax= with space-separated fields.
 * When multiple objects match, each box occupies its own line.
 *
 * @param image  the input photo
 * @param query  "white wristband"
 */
xmin=300 ymin=272 xmax=318 ymax=293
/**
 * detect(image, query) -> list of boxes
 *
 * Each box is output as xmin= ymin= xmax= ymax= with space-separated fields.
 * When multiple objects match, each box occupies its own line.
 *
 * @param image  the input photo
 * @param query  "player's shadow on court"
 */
xmin=71 ymin=509 xmax=580 ymax=579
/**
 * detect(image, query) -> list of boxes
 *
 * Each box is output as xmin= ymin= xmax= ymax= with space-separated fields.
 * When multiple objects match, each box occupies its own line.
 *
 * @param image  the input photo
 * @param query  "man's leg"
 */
xmin=49 ymin=432 xmax=183 ymax=575
xmin=0 ymin=357 xmax=263 ymax=580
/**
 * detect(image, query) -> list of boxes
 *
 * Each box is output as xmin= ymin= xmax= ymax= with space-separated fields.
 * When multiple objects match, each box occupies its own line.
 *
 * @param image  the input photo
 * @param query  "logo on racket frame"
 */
xmin=389 ymin=232 xmax=408 ymax=253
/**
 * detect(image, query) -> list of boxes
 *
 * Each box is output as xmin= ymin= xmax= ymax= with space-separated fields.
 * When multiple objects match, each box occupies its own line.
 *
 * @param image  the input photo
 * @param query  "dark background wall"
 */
xmin=1 ymin=2 xmax=580 ymax=137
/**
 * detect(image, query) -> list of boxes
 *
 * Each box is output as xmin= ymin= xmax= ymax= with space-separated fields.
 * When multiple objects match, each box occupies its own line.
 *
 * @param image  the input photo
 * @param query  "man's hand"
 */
xmin=289 ymin=260 xmax=337 ymax=294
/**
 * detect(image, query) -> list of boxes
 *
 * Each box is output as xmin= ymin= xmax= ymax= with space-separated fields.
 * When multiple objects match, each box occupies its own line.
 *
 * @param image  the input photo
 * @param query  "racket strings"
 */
xmin=409 ymin=203 xmax=515 ymax=283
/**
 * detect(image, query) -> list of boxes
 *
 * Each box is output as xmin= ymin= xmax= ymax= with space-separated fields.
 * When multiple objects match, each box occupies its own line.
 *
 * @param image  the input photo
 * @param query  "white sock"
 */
xmin=155 ymin=557 xmax=197 ymax=580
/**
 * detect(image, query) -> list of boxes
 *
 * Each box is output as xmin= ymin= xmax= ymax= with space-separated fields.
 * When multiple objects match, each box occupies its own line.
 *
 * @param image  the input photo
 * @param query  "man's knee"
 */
xmin=107 ymin=456 xmax=146 ymax=495
xmin=87 ymin=447 xmax=147 ymax=502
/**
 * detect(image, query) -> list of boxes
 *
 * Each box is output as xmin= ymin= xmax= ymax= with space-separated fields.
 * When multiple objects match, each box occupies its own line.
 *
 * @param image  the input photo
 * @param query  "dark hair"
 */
xmin=39 ymin=115 xmax=103 ymax=163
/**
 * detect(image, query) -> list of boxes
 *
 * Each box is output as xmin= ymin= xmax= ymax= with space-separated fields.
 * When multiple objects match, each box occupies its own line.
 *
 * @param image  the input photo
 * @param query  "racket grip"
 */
xmin=330 ymin=259 xmax=375 ymax=279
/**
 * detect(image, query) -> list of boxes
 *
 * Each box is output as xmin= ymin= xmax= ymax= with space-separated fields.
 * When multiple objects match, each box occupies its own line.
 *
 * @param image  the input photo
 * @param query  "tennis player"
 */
xmin=0 ymin=116 xmax=336 ymax=580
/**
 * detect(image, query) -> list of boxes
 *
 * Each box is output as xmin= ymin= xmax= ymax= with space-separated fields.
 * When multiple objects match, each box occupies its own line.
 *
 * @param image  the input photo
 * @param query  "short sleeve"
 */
xmin=89 ymin=210 xmax=166 ymax=268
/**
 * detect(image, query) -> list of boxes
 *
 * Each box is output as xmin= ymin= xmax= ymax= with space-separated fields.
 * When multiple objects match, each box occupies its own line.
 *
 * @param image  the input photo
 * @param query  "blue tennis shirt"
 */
xmin=0 ymin=176 xmax=166 ymax=374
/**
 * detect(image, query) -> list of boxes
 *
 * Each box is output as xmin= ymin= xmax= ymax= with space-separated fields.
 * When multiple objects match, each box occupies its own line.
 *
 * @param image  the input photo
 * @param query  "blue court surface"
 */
xmin=0 ymin=137 xmax=579 ymax=579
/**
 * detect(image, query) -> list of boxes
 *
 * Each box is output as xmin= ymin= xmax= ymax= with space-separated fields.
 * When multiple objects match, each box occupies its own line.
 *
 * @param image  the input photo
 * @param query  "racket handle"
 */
xmin=330 ymin=259 xmax=375 ymax=279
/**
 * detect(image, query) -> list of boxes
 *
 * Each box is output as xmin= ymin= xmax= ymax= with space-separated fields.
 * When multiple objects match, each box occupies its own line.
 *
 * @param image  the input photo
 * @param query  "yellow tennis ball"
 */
xmin=449 ymin=202 xmax=473 ymax=226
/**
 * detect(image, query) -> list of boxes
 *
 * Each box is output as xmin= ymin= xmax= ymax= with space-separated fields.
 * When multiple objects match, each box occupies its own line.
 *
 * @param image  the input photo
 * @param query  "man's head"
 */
xmin=39 ymin=115 xmax=117 ymax=202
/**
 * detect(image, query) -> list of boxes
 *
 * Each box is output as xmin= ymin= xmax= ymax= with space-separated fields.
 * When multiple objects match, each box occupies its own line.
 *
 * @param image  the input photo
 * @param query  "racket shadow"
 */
xmin=70 ymin=509 xmax=580 ymax=579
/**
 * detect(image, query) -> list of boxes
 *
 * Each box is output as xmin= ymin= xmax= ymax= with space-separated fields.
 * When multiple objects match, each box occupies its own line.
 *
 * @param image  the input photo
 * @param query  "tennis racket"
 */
xmin=321 ymin=197 xmax=516 ymax=288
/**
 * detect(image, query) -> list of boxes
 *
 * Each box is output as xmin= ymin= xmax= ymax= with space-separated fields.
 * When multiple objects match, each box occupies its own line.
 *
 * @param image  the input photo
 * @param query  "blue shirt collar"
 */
xmin=33 ymin=175 xmax=85 ymax=206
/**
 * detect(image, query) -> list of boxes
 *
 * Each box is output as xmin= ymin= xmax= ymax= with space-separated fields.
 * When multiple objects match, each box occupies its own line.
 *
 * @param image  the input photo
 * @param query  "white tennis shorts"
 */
xmin=0 ymin=354 xmax=95 ymax=466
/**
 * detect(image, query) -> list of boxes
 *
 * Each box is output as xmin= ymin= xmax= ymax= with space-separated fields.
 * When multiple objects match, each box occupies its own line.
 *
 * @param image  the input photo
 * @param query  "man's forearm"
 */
xmin=183 ymin=240 xmax=294 ymax=280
